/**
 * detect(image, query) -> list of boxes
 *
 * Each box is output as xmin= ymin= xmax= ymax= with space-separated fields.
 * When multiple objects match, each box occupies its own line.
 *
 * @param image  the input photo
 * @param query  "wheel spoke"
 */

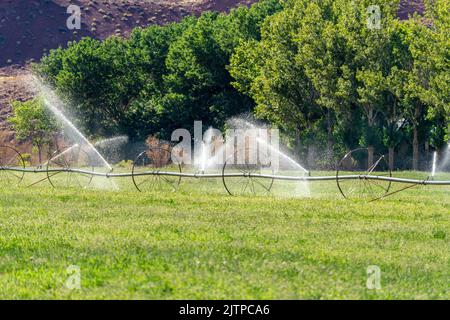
xmin=368 ymin=179 xmax=389 ymax=192
xmin=252 ymin=177 xmax=271 ymax=192
xmin=4 ymin=154 xmax=19 ymax=167
xmin=249 ymin=179 xmax=256 ymax=194
xmin=242 ymin=177 xmax=251 ymax=193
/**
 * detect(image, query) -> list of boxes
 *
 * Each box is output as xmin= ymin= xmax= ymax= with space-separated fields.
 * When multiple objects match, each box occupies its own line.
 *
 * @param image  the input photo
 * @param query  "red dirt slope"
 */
xmin=0 ymin=0 xmax=256 ymax=67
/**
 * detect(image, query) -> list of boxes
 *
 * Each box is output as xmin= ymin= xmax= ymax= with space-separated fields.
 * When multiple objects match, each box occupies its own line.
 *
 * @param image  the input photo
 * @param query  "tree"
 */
xmin=35 ymin=21 xmax=192 ymax=138
xmin=215 ymin=0 xmax=283 ymax=53
xmin=230 ymin=0 xmax=324 ymax=158
xmin=159 ymin=3 xmax=281 ymax=137
xmin=292 ymin=0 xmax=360 ymax=164
xmin=395 ymin=6 xmax=448 ymax=170
xmin=424 ymin=0 xmax=449 ymax=117
xmin=9 ymin=98 xmax=59 ymax=164
xmin=421 ymin=0 xmax=449 ymax=156
xmin=35 ymin=2 xmax=282 ymax=140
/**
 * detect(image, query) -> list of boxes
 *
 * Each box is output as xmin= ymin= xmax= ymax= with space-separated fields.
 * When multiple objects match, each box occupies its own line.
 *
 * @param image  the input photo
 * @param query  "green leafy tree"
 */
xmin=424 ymin=0 xmax=449 ymax=117
xmin=9 ymin=98 xmax=59 ymax=164
xmin=35 ymin=21 xmax=192 ymax=138
xmin=159 ymin=3 xmax=282 ymax=137
xmin=415 ymin=0 xmax=449 ymax=158
xmin=230 ymin=0 xmax=325 ymax=158
xmin=394 ymin=3 xmax=449 ymax=170
xmin=292 ymin=0 xmax=361 ymax=164
xmin=35 ymin=2 xmax=282 ymax=140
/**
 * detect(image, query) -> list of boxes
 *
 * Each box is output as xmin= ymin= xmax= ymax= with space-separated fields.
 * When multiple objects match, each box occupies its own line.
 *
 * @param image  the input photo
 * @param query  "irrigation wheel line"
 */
xmin=46 ymin=146 xmax=94 ymax=189
xmin=0 ymin=145 xmax=25 ymax=185
xmin=132 ymin=147 xmax=182 ymax=192
xmin=222 ymin=148 xmax=275 ymax=196
xmin=1 ymin=146 xmax=450 ymax=200
xmin=3 ymin=166 xmax=449 ymax=184
xmin=336 ymin=148 xmax=392 ymax=201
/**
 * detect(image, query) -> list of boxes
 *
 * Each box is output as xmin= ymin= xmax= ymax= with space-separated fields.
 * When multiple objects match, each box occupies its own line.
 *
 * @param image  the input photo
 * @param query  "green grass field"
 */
xmin=0 ymin=170 xmax=449 ymax=299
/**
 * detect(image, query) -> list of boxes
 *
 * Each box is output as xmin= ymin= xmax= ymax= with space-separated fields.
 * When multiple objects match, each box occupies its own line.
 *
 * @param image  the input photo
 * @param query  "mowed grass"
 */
xmin=0 ymin=170 xmax=449 ymax=299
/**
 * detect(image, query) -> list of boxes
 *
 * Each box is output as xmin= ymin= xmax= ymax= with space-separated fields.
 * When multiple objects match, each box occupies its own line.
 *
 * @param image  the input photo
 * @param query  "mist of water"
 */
xmin=431 ymin=151 xmax=437 ymax=177
xmin=195 ymin=127 xmax=225 ymax=172
xmin=256 ymin=137 xmax=309 ymax=174
xmin=228 ymin=117 xmax=309 ymax=172
xmin=437 ymin=143 xmax=450 ymax=172
xmin=94 ymin=135 xmax=129 ymax=164
xmin=225 ymin=116 xmax=310 ymax=198
xmin=94 ymin=136 xmax=128 ymax=149
xmin=29 ymin=76 xmax=117 ymax=189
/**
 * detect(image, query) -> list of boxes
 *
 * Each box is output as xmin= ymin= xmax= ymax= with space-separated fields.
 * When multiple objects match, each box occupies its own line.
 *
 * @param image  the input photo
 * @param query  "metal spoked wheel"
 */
xmin=46 ymin=145 xmax=94 ymax=189
xmin=132 ymin=147 xmax=182 ymax=192
xmin=0 ymin=145 xmax=25 ymax=185
xmin=222 ymin=148 xmax=275 ymax=196
xmin=336 ymin=148 xmax=392 ymax=200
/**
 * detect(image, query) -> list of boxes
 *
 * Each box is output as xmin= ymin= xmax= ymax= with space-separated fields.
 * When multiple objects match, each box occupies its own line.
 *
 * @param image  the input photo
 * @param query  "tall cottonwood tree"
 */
xmin=230 ymin=0 xmax=328 ymax=158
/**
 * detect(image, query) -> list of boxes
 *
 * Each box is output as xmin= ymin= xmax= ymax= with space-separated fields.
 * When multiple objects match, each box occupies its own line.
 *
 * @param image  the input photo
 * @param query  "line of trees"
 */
xmin=229 ymin=0 xmax=448 ymax=169
xmin=33 ymin=0 xmax=449 ymax=170
xmin=35 ymin=0 xmax=282 ymax=139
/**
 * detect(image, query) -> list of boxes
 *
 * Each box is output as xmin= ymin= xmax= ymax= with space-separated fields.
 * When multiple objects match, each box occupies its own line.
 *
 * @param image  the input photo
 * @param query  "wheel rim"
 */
xmin=132 ymin=147 xmax=182 ymax=192
xmin=0 ymin=146 xmax=25 ymax=185
xmin=336 ymin=148 xmax=392 ymax=200
xmin=46 ymin=146 xmax=94 ymax=189
xmin=222 ymin=148 xmax=274 ymax=196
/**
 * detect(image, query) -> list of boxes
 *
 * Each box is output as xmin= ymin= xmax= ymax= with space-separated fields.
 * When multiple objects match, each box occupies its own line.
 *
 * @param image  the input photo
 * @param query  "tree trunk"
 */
xmin=294 ymin=127 xmax=301 ymax=160
xmin=412 ymin=105 xmax=421 ymax=171
xmin=54 ymin=134 xmax=60 ymax=153
xmin=367 ymin=107 xmax=375 ymax=169
xmin=388 ymin=146 xmax=394 ymax=171
xmin=368 ymin=145 xmax=374 ymax=170
xmin=38 ymin=146 xmax=42 ymax=168
xmin=307 ymin=145 xmax=316 ymax=168
xmin=413 ymin=127 xmax=419 ymax=171
xmin=327 ymin=109 xmax=334 ymax=169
